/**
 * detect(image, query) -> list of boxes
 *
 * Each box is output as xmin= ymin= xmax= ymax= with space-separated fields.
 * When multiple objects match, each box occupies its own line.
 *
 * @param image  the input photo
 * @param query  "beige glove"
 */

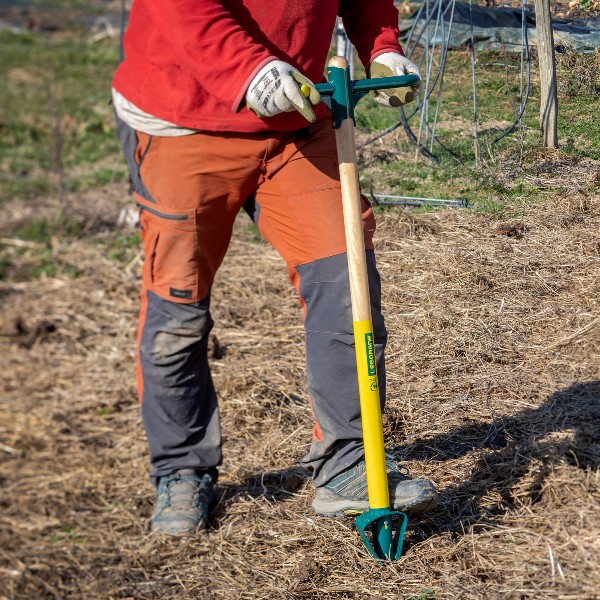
xmin=245 ymin=60 xmax=320 ymax=122
xmin=369 ymin=52 xmax=421 ymax=107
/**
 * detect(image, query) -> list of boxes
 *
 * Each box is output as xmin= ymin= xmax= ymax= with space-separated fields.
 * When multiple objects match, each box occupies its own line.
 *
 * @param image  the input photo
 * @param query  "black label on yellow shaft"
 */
xmin=365 ymin=332 xmax=376 ymax=376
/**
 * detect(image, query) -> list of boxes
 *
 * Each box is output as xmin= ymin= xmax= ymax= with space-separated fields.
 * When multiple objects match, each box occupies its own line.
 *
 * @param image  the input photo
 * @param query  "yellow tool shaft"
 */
xmin=353 ymin=319 xmax=389 ymax=509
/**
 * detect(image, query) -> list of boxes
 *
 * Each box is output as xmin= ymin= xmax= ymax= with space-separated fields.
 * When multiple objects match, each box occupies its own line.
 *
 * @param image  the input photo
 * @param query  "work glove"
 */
xmin=369 ymin=52 xmax=421 ymax=108
xmin=245 ymin=59 xmax=320 ymax=122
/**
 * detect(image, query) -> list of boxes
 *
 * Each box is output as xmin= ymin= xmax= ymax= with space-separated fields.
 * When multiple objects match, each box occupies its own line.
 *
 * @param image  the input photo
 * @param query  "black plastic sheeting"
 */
xmin=399 ymin=0 xmax=600 ymax=51
xmin=436 ymin=1 xmax=537 ymax=28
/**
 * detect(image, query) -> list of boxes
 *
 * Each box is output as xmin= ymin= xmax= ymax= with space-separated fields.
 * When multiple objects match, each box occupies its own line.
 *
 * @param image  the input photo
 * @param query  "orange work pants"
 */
xmin=116 ymin=115 xmax=387 ymax=486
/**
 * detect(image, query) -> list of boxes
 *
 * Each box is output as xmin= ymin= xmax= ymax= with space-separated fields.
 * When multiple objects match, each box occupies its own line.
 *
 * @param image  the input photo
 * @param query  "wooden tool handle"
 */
xmin=329 ymin=56 xmax=372 ymax=324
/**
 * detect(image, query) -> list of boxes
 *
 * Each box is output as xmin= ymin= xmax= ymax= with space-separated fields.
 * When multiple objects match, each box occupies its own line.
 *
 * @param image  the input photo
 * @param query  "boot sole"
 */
xmin=311 ymin=489 xmax=439 ymax=518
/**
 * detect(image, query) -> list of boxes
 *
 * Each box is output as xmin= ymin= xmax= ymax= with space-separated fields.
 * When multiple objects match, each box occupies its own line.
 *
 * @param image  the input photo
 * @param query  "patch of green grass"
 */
xmin=95 ymin=166 xmax=127 ymax=186
xmin=27 ymin=255 xmax=59 ymax=279
xmin=16 ymin=213 xmax=86 ymax=243
xmin=2 ymin=213 xmax=87 ymax=280
xmin=105 ymin=230 xmax=141 ymax=263
xmin=355 ymin=95 xmax=402 ymax=131
xmin=0 ymin=242 xmax=83 ymax=281
xmin=50 ymin=526 xmax=83 ymax=543
xmin=66 ymin=166 xmax=128 ymax=193
xmin=473 ymin=195 xmax=510 ymax=220
xmin=0 ymin=30 xmax=121 ymax=203
xmin=16 ymin=218 xmax=55 ymax=244
xmin=245 ymin=222 xmax=265 ymax=244
xmin=559 ymin=99 xmax=600 ymax=159
xmin=1 ymin=178 xmax=52 ymax=202
xmin=579 ymin=0 xmax=598 ymax=12
xmin=354 ymin=48 xmax=599 ymax=218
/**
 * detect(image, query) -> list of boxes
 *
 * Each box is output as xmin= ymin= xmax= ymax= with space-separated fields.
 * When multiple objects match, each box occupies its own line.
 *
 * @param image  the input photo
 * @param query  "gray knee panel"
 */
xmin=296 ymin=251 xmax=387 ymax=486
xmin=140 ymin=290 xmax=222 ymax=479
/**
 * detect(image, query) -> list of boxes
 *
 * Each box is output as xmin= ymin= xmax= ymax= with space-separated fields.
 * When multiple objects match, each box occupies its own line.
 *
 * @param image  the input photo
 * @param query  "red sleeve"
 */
xmin=338 ymin=0 xmax=405 ymax=68
xmin=139 ymin=0 xmax=275 ymax=111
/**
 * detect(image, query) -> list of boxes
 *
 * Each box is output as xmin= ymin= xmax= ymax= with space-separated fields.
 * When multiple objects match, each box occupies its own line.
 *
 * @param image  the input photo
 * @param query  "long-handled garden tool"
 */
xmin=306 ymin=57 xmax=420 ymax=561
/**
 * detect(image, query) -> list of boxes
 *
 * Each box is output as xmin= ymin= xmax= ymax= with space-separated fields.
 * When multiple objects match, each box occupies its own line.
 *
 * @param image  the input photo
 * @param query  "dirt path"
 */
xmin=1 ymin=176 xmax=599 ymax=599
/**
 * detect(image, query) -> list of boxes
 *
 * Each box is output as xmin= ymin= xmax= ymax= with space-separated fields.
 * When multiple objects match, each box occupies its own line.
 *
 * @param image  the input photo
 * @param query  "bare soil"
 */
xmin=1 ymin=156 xmax=600 ymax=599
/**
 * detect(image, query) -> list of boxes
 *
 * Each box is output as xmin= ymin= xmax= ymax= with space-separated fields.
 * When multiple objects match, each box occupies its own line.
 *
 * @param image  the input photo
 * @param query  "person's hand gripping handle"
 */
xmin=245 ymin=60 xmax=320 ymax=122
xmin=369 ymin=52 xmax=421 ymax=107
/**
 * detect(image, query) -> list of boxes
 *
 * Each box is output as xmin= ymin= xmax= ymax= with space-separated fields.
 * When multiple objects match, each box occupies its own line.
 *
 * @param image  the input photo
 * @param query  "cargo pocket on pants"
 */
xmin=138 ymin=203 xmax=199 ymax=303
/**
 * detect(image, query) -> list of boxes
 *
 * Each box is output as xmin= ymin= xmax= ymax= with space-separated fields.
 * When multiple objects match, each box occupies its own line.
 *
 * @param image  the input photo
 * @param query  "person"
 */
xmin=112 ymin=0 xmax=438 ymax=535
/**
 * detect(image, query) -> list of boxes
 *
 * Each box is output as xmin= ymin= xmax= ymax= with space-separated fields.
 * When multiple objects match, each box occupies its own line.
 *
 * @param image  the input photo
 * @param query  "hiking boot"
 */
xmin=151 ymin=469 xmax=216 ymax=534
xmin=311 ymin=457 xmax=438 ymax=517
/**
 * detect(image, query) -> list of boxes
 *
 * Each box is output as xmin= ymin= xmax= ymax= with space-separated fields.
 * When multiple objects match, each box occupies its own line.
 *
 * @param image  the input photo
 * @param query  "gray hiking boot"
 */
xmin=151 ymin=469 xmax=216 ymax=534
xmin=311 ymin=458 xmax=438 ymax=517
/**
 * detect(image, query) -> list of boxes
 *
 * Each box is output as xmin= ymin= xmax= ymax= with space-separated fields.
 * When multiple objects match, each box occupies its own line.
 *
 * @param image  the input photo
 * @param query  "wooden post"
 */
xmin=533 ymin=0 xmax=558 ymax=148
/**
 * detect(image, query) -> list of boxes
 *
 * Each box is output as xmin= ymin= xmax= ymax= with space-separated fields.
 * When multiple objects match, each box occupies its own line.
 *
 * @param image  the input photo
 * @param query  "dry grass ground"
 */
xmin=0 ymin=149 xmax=599 ymax=599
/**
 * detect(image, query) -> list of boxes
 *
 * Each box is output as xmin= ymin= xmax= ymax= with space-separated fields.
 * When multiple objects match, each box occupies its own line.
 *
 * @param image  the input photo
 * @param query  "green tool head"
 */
xmin=355 ymin=508 xmax=408 ymax=561
xmin=314 ymin=56 xmax=421 ymax=128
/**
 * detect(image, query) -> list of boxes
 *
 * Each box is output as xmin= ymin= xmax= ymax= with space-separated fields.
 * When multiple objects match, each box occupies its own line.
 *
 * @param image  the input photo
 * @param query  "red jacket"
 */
xmin=112 ymin=0 xmax=403 ymax=133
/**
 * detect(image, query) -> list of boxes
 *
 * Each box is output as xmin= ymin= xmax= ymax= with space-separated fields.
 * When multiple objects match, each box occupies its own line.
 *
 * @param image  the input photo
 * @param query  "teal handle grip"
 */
xmin=315 ymin=74 xmax=420 ymax=97
xmin=318 ymin=67 xmax=420 ymax=128
xmin=353 ymin=73 xmax=420 ymax=93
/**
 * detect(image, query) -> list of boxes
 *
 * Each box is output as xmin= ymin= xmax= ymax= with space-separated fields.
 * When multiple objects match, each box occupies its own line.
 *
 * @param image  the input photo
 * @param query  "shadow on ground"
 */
xmin=396 ymin=380 xmax=600 ymax=546
xmin=203 ymin=381 xmax=600 ymax=544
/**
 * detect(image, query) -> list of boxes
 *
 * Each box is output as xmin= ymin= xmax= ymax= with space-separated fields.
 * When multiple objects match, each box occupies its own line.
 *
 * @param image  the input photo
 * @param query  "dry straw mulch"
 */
xmin=1 ymin=172 xmax=600 ymax=599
